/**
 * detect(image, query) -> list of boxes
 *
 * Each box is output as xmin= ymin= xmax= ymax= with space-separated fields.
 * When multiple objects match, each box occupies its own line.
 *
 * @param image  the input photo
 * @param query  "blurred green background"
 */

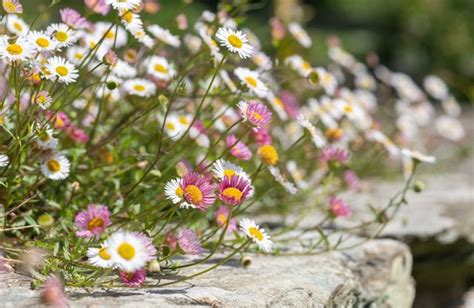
xmin=23 ymin=0 xmax=474 ymax=101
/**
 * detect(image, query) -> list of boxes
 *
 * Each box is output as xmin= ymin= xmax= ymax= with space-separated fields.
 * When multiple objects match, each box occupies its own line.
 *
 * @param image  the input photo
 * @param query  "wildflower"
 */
xmin=212 ymin=159 xmax=250 ymax=181
xmin=226 ymin=134 xmax=252 ymax=161
xmin=87 ymin=245 xmax=115 ymax=268
xmin=216 ymin=27 xmax=254 ymax=59
xmin=85 ymin=0 xmax=110 ymax=16
xmin=269 ymin=17 xmax=286 ymax=40
xmin=441 ymin=96 xmax=461 ymax=117
xmin=27 ymin=31 xmax=56 ymax=52
xmin=329 ymin=196 xmax=351 ymax=217
xmin=257 ymin=145 xmax=279 ymax=166
xmin=214 ymin=206 xmax=237 ymax=232
xmin=285 ymin=55 xmax=313 ymax=77
xmin=314 ymin=67 xmax=337 ymax=95
xmin=112 ymin=60 xmax=137 ymax=78
xmin=178 ymin=229 xmax=203 ymax=255
xmin=123 ymin=78 xmax=156 ymax=97
xmin=2 ymin=0 xmax=23 ymax=14
xmin=218 ymin=175 xmax=253 ymax=206
xmin=106 ymin=0 xmax=141 ymax=10
xmin=34 ymin=91 xmax=53 ymax=109
xmin=435 ymin=115 xmax=465 ymax=141
xmin=164 ymin=177 xmax=187 ymax=206
xmin=47 ymin=23 xmax=78 ymax=48
xmin=319 ymin=147 xmax=350 ymax=165
xmin=40 ymin=154 xmax=71 ymax=180
xmin=176 ymin=13 xmax=188 ymax=30
xmin=239 ymin=218 xmax=273 ymax=252
xmin=178 ymin=172 xmax=216 ymax=210
xmin=60 ymin=8 xmax=90 ymax=30
xmin=103 ymin=50 xmax=118 ymax=66
xmin=106 ymin=230 xmax=157 ymax=273
xmin=46 ymin=56 xmax=79 ymax=84
xmin=423 ymin=75 xmax=449 ymax=100
xmin=40 ymin=276 xmax=68 ymax=307
xmin=0 ymin=35 xmax=34 ymax=62
xmin=344 ymin=170 xmax=360 ymax=191
xmin=279 ymin=90 xmax=300 ymax=119
xmin=147 ymin=24 xmax=181 ymax=47
xmin=144 ymin=56 xmax=175 ymax=81
xmin=0 ymin=154 xmax=9 ymax=167
xmin=35 ymin=128 xmax=58 ymax=150
xmin=401 ymin=148 xmax=436 ymax=164
xmin=75 ymin=204 xmax=111 ymax=239
xmin=66 ymin=125 xmax=89 ymax=144
xmin=238 ymin=100 xmax=272 ymax=130
xmin=119 ymin=268 xmax=146 ymax=287
xmin=234 ymin=68 xmax=268 ymax=98
xmin=6 ymin=15 xmax=28 ymax=35
xmin=252 ymin=127 xmax=272 ymax=146
xmin=288 ymin=22 xmax=312 ymax=48
xmin=296 ymin=115 xmax=326 ymax=148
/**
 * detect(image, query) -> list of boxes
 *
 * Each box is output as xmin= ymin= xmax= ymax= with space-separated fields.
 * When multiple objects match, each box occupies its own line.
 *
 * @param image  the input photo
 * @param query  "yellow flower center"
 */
xmin=117 ymin=243 xmax=135 ymax=260
xmin=178 ymin=116 xmax=188 ymax=125
xmin=122 ymin=11 xmax=133 ymax=24
xmin=4 ymin=1 xmax=16 ymax=13
xmin=343 ymin=105 xmax=353 ymax=113
xmin=55 ymin=31 xmax=68 ymax=42
xmin=166 ymin=122 xmax=176 ymax=131
xmin=87 ymin=217 xmax=104 ymax=231
xmin=98 ymin=248 xmax=111 ymax=260
xmin=55 ymin=116 xmax=64 ymax=128
xmin=274 ymin=97 xmax=284 ymax=107
xmin=75 ymin=52 xmax=84 ymax=60
xmin=223 ymin=169 xmax=235 ymax=178
xmin=185 ymin=184 xmax=203 ymax=204
xmin=37 ymin=95 xmax=47 ymax=104
xmin=47 ymin=159 xmax=61 ymax=172
xmin=6 ymin=43 xmax=22 ymax=55
xmin=175 ymin=186 xmax=184 ymax=198
xmin=258 ymin=145 xmax=279 ymax=166
xmin=55 ymin=66 xmax=69 ymax=77
xmin=222 ymin=187 xmax=243 ymax=202
xmin=39 ymin=133 xmax=50 ymax=142
xmin=105 ymin=30 xmax=115 ymax=40
xmin=217 ymin=213 xmax=227 ymax=225
xmin=325 ymin=128 xmax=344 ymax=140
xmin=245 ymin=77 xmax=257 ymax=88
xmin=250 ymin=111 xmax=263 ymax=121
xmin=303 ymin=61 xmax=311 ymax=70
xmin=36 ymin=37 xmax=50 ymax=48
xmin=133 ymin=84 xmax=145 ymax=92
xmin=249 ymin=226 xmax=264 ymax=241
xmin=227 ymin=34 xmax=243 ymax=48
xmin=13 ymin=22 xmax=22 ymax=32
xmin=154 ymin=63 xmax=168 ymax=73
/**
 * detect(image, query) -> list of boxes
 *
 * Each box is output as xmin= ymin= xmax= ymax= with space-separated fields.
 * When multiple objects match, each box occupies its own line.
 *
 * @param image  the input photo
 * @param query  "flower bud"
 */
xmin=38 ymin=213 xmax=54 ymax=227
xmin=103 ymin=50 xmax=118 ymax=66
xmin=307 ymin=70 xmax=319 ymax=85
xmin=107 ymin=81 xmax=117 ymax=90
xmin=240 ymin=256 xmax=252 ymax=268
xmin=147 ymin=260 xmax=161 ymax=272
xmin=413 ymin=181 xmax=425 ymax=193
xmin=158 ymin=95 xmax=169 ymax=106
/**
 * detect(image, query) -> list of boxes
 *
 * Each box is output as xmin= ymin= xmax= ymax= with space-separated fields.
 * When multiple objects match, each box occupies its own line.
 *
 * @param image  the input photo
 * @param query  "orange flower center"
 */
xmin=47 ymin=159 xmax=60 ymax=172
xmin=87 ymin=217 xmax=104 ymax=231
xmin=6 ymin=43 xmax=22 ymax=55
xmin=222 ymin=187 xmax=243 ymax=202
xmin=185 ymin=184 xmax=203 ymax=204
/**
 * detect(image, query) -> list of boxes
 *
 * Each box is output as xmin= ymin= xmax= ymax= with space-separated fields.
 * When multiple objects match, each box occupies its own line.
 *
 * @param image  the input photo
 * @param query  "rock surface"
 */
xmin=0 ymin=239 xmax=414 ymax=307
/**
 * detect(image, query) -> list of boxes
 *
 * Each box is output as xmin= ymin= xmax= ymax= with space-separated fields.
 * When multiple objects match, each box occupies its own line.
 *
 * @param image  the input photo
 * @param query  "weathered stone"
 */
xmin=0 ymin=238 xmax=414 ymax=307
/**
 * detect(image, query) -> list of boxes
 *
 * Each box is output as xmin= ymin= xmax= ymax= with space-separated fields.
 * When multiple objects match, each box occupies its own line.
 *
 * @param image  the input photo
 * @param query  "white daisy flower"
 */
xmin=234 ymin=67 xmax=268 ymax=98
xmin=41 ymin=154 xmax=71 ymax=180
xmin=285 ymin=55 xmax=313 ymax=77
xmin=66 ymin=46 xmax=88 ymax=65
xmin=105 ymin=0 xmax=141 ymax=11
xmin=0 ymin=35 xmax=34 ymax=62
xmin=435 ymin=115 xmax=465 ymax=142
xmin=87 ymin=245 xmax=115 ymax=268
xmin=46 ymin=56 xmax=79 ymax=84
xmin=401 ymin=148 xmax=436 ymax=164
xmin=123 ymin=78 xmax=156 ymax=97
xmin=0 ymin=154 xmax=9 ymax=167
xmin=147 ymin=24 xmax=181 ymax=48
xmin=164 ymin=177 xmax=184 ymax=205
xmin=212 ymin=159 xmax=250 ymax=181
xmin=266 ymin=92 xmax=288 ymax=120
xmin=131 ymin=28 xmax=155 ymax=48
xmin=35 ymin=128 xmax=58 ymax=150
xmin=27 ymin=31 xmax=57 ymax=52
xmin=239 ymin=218 xmax=273 ymax=252
xmin=215 ymin=27 xmax=253 ymax=59
xmin=47 ymin=23 xmax=78 ymax=48
xmin=95 ymin=22 xmax=128 ymax=48
xmin=197 ymin=25 xmax=223 ymax=61
xmin=296 ymin=115 xmax=326 ymax=148
xmin=6 ymin=15 xmax=29 ymax=36
xmin=366 ymin=130 xmax=400 ymax=158
xmin=252 ymin=51 xmax=272 ymax=70
xmin=144 ymin=56 xmax=175 ymax=81
xmin=424 ymin=75 xmax=449 ymax=100
xmin=268 ymin=166 xmax=298 ymax=195
xmin=162 ymin=114 xmax=186 ymax=140
xmin=288 ymin=22 xmax=312 ymax=48
xmin=111 ymin=60 xmax=137 ymax=79
xmin=105 ymin=230 xmax=156 ymax=272
xmin=314 ymin=67 xmax=337 ymax=95
xmin=119 ymin=9 xmax=143 ymax=33
xmin=441 ymin=96 xmax=461 ymax=117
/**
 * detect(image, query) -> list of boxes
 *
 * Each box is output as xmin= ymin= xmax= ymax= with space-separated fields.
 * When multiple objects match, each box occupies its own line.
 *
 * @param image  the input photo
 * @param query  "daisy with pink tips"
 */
xmin=60 ymin=8 xmax=91 ymax=30
xmin=172 ymin=172 xmax=216 ymax=211
xmin=329 ymin=196 xmax=352 ymax=217
xmin=74 ymin=204 xmax=111 ymax=239
xmin=238 ymin=100 xmax=272 ymax=130
xmin=319 ymin=147 xmax=350 ymax=165
xmin=84 ymin=0 xmax=110 ymax=16
xmin=214 ymin=206 xmax=237 ymax=232
xmin=178 ymin=229 xmax=203 ymax=255
xmin=226 ymin=134 xmax=252 ymax=161
xmin=217 ymin=175 xmax=254 ymax=206
xmin=2 ymin=0 xmax=22 ymax=14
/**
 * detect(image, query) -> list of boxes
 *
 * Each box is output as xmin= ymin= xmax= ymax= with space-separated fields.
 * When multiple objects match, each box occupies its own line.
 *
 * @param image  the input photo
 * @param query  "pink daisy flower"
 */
xmin=179 ymin=172 xmax=216 ymax=210
xmin=214 ymin=206 xmax=237 ymax=232
xmin=74 ymin=204 xmax=111 ymax=239
xmin=40 ymin=275 xmax=68 ymax=307
xmin=165 ymin=232 xmax=178 ymax=250
xmin=329 ymin=196 xmax=352 ymax=217
xmin=238 ymin=100 xmax=272 ymax=130
xmin=178 ymin=229 xmax=203 ymax=255
xmin=226 ymin=134 xmax=252 ymax=161
xmin=2 ymin=0 xmax=23 ymax=14
xmin=344 ymin=170 xmax=360 ymax=191
xmin=67 ymin=125 xmax=90 ymax=144
xmin=84 ymin=0 xmax=110 ymax=16
xmin=217 ymin=175 xmax=253 ymax=206
xmin=119 ymin=268 xmax=147 ymax=288
xmin=280 ymin=90 xmax=299 ymax=119
xmin=319 ymin=147 xmax=350 ymax=164
xmin=252 ymin=127 xmax=272 ymax=146
xmin=60 ymin=8 xmax=91 ymax=30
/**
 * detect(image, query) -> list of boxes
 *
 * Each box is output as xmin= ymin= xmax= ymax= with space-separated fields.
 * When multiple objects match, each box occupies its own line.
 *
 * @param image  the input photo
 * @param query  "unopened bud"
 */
xmin=106 ymin=81 xmax=117 ymax=90
xmin=103 ymin=50 xmax=118 ymax=66
xmin=158 ymin=95 xmax=169 ymax=106
xmin=147 ymin=260 xmax=161 ymax=272
xmin=413 ymin=181 xmax=425 ymax=193
xmin=38 ymin=213 xmax=54 ymax=227
xmin=240 ymin=256 xmax=252 ymax=268
xmin=308 ymin=70 xmax=319 ymax=85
